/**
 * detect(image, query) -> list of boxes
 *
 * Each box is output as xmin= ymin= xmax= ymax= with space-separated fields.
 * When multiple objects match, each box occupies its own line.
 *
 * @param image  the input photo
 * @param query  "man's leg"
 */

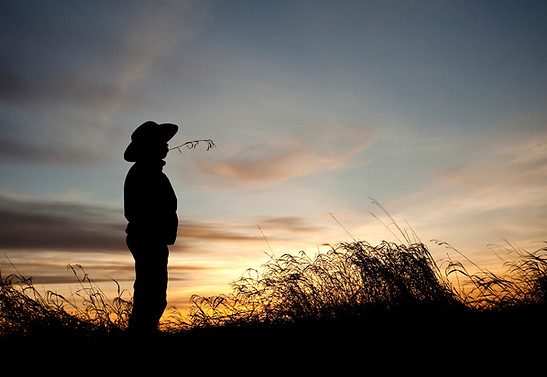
xmin=128 ymin=240 xmax=169 ymax=333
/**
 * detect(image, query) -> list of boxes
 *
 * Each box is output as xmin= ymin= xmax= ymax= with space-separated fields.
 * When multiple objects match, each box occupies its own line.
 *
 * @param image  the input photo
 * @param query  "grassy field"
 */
xmin=2 ymin=234 xmax=546 ymax=346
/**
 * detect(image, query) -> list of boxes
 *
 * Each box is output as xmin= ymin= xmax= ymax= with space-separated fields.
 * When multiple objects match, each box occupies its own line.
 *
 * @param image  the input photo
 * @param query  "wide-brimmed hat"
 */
xmin=124 ymin=121 xmax=178 ymax=162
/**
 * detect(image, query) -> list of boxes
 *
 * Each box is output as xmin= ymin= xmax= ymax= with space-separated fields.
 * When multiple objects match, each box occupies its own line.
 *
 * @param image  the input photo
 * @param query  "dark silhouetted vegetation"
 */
xmin=1 ymin=238 xmax=546 ymax=339
xmin=0 ymin=264 xmax=131 ymax=337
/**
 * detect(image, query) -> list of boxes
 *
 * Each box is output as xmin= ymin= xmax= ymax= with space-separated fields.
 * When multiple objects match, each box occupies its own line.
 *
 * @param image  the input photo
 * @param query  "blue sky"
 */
xmin=1 ymin=0 xmax=546 ymax=308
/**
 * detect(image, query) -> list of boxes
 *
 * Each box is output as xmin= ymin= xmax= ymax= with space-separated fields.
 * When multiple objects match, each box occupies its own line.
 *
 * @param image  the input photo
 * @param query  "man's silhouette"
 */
xmin=124 ymin=121 xmax=178 ymax=334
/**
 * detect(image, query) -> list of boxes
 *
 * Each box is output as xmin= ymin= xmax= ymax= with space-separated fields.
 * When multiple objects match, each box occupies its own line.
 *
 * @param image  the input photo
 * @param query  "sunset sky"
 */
xmin=1 ymin=0 xmax=547 ymax=310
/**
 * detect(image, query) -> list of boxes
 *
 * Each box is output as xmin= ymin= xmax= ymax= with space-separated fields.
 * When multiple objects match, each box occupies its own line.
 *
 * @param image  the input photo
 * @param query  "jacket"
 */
xmin=124 ymin=160 xmax=178 ymax=245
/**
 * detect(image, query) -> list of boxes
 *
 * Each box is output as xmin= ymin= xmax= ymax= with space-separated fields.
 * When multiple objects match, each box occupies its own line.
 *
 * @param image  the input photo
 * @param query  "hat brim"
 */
xmin=157 ymin=122 xmax=179 ymax=142
xmin=124 ymin=122 xmax=179 ymax=162
xmin=123 ymin=142 xmax=141 ymax=162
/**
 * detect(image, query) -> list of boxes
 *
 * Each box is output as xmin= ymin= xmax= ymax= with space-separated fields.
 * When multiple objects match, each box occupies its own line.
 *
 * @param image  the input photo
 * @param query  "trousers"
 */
xmin=127 ymin=236 xmax=169 ymax=333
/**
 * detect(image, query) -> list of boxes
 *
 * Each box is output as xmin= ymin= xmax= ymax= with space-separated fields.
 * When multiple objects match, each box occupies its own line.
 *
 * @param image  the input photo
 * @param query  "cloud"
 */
xmin=0 ymin=194 xmax=125 ymax=252
xmin=0 ymin=258 xmax=213 ymax=286
xmin=178 ymin=216 xmax=323 ymax=248
xmin=0 ymin=194 xmax=260 ymax=253
xmin=101 ymin=1 xmax=198 ymax=124
xmin=0 ymin=1 xmax=133 ymax=108
xmin=0 ymin=194 xmax=324 ymax=254
xmin=199 ymin=141 xmax=322 ymax=182
xmin=436 ymin=131 xmax=547 ymax=213
xmin=0 ymin=1 xmax=199 ymax=166
xmin=386 ymin=131 xmax=547 ymax=256
xmin=0 ymin=64 xmax=126 ymax=108
xmin=0 ymin=132 xmax=100 ymax=167
xmin=179 ymin=219 xmax=262 ymax=244
xmin=259 ymin=216 xmax=321 ymax=234
xmin=187 ymin=123 xmax=374 ymax=190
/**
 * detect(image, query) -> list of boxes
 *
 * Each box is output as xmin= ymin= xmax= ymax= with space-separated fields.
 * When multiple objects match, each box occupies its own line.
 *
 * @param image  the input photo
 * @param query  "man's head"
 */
xmin=124 ymin=121 xmax=178 ymax=162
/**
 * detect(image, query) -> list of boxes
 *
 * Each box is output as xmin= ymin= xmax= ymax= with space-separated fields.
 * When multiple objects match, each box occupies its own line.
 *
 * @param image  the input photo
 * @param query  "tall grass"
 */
xmin=439 ymin=240 xmax=547 ymax=310
xmin=188 ymin=240 xmax=465 ymax=328
xmin=1 ymin=237 xmax=546 ymax=337
xmin=0 ymin=264 xmax=131 ymax=337
xmin=188 ymin=239 xmax=547 ymax=329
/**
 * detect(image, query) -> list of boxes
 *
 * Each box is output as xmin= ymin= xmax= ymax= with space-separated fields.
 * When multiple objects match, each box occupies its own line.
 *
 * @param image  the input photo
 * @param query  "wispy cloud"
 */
xmin=387 ymin=131 xmax=547 ymax=256
xmin=176 ymin=216 xmax=325 ymax=255
xmin=179 ymin=219 xmax=262 ymax=244
xmin=436 ymin=131 xmax=547 ymax=213
xmin=0 ymin=194 xmax=124 ymax=252
xmin=0 ymin=1 xmax=199 ymax=166
xmin=0 ymin=193 xmax=324 ymax=254
xmin=185 ymin=123 xmax=374 ymax=190
xmin=103 ymin=3 xmax=191 ymax=114
xmin=259 ymin=216 xmax=322 ymax=235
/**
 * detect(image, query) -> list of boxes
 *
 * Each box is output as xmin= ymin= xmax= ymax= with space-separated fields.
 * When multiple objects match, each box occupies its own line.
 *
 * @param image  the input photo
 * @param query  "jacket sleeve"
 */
xmin=160 ymin=173 xmax=178 ymax=245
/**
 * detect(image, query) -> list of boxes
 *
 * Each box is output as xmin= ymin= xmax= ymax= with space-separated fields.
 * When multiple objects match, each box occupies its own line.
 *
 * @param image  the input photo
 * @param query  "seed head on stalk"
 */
xmin=169 ymin=139 xmax=216 ymax=154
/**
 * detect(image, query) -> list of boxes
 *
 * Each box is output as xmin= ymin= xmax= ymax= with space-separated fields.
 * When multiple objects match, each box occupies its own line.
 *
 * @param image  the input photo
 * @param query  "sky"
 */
xmin=1 ymin=0 xmax=547 ymax=311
